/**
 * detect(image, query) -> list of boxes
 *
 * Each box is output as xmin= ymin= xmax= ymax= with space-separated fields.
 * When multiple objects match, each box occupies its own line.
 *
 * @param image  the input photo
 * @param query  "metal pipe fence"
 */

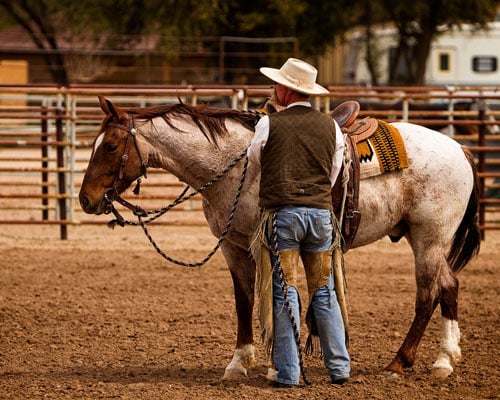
xmin=0 ymin=84 xmax=498 ymax=239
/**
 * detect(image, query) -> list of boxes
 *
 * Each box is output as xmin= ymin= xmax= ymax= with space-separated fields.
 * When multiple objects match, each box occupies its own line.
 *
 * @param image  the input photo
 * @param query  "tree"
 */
xmin=151 ymin=0 xmax=357 ymax=82
xmin=153 ymin=0 xmax=356 ymax=55
xmin=0 ymin=0 xmax=164 ymax=84
xmin=1 ymin=0 xmax=498 ymax=85
xmin=0 ymin=0 xmax=69 ymax=84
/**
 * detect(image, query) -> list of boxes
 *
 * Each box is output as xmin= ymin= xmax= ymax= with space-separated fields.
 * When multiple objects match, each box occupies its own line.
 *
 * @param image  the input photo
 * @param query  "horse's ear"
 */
xmin=98 ymin=96 xmax=120 ymax=119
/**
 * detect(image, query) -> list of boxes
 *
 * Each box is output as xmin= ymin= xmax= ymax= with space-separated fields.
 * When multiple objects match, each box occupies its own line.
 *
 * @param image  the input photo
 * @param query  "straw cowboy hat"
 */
xmin=260 ymin=58 xmax=329 ymax=95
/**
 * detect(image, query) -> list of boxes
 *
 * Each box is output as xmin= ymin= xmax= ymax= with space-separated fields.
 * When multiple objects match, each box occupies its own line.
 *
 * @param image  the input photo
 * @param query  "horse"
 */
xmin=79 ymin=96 xmax=480 ymax=380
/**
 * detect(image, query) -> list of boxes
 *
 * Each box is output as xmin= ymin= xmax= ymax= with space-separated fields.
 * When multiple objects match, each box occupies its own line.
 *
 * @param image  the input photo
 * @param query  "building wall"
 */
xmin=0 ymin=59 xmax=28 ymax=84
xmin=317 ymin=42 xmax=349 ymax=86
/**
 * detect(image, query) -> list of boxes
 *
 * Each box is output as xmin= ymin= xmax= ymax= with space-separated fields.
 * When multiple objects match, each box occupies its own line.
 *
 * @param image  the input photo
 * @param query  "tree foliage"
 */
xmin=0 ymin=0 xmax=69 ymax=84
xmin=0 ymin=0 xmax=164 ymax=83
xmin=0 ymin=0 xmax=498 ymax=84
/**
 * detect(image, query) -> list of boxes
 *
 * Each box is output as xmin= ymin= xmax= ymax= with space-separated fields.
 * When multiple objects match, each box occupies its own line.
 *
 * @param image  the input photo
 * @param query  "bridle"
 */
xmin=103 ymin=115 xmax=149 ymax=223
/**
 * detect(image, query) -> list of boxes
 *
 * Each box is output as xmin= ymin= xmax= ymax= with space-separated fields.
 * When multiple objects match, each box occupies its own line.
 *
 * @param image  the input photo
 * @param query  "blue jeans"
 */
xmin=268 ymin=206 xmax=350 ymax=385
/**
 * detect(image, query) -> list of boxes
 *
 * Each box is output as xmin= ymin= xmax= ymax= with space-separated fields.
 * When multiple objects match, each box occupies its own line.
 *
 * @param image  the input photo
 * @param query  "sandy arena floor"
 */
xmin=0 ymin=222 xmax=498 ymax=399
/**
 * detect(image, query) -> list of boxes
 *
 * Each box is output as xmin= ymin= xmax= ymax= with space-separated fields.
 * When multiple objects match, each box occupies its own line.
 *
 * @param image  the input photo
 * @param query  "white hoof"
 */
xmin=381 ymin=370 xmax=402 ymax=379
xmin=432 ymin=367 xmax=453 ymax=378
xmin=266 ymin=367 xmax=277 ymax=381
xmin=222 ymin=345 xmax=256 ymax=380
xmin=223 ymin=369 xmax=247 ymax=380
xmin=432 ymin=356 xmax=454 ymax=378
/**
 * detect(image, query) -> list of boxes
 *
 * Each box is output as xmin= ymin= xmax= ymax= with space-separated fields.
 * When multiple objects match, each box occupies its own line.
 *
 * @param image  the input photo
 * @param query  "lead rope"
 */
xmin=271 ymin=212 xmax=311 ymax=386
xmin=134 ymin=153 xmax=249 ymax=267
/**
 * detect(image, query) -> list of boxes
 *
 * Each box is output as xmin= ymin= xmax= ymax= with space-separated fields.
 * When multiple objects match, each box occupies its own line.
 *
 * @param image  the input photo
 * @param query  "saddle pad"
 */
xmin=357 ymin=120 xmax=409 ymax=179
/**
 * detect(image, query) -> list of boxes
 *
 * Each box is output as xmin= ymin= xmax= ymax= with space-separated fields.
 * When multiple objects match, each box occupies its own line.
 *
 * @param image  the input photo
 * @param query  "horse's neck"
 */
xmin=141 ymin=117 xmax=252 ymax=188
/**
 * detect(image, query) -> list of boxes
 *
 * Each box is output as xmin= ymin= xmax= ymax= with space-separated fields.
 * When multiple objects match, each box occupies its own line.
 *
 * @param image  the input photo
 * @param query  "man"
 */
xmin=248 ymin=58 xmax=350 ymax=387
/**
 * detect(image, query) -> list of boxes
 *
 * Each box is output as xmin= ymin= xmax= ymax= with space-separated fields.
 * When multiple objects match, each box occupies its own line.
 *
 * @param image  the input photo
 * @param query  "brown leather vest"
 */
xmin=259 ymin=106 xmax=336 ymax=210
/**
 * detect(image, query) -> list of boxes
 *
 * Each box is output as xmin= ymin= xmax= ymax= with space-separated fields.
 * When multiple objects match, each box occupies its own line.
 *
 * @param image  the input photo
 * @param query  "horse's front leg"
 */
xmin=220 ymin=244 xmax=257 ymax=379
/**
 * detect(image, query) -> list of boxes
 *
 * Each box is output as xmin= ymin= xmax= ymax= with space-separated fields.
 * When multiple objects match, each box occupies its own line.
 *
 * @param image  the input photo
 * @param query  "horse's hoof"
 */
xmin=381 ymin=370 xmax=403 ymax=379
xmin=383 ymin=360 xmax=404 ymax=377
xmin=266 ymin=367 xmax=278 ymax=381
xmin=222 ymin=345 xmax=256 ymax=380
xmin=223 ymin=369 xmax=247 ymax=380
xmin=432 ymin=367 xmax=453 ymax=378
xmin=432 ymin=354 xmax=454 ymax=378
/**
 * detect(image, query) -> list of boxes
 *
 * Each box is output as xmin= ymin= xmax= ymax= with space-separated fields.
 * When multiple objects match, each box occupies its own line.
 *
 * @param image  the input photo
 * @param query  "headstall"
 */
xmin=103 ymin=116 xmax=149 ymax=224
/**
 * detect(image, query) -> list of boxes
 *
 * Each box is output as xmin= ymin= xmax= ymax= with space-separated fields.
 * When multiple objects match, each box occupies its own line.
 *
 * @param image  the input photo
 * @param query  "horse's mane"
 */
xmin=123 ymin=102 xmax=259 ymax=143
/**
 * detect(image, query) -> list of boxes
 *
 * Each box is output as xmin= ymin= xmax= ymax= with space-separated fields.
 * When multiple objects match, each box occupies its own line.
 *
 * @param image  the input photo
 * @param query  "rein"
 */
xmin=102 ymin=115 xmax=250 ymax=267
xmin=138 ymin=153 xmax=248 ymax=267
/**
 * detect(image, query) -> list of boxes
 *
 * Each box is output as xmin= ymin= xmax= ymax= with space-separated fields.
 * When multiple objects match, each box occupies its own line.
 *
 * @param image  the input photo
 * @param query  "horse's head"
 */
xmin=79 ymin=96 xmax=148 ymax=215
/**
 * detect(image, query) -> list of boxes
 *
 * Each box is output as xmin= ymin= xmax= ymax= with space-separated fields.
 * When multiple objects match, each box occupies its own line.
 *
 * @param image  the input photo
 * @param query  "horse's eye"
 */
xmin=104 ymin=142 xmax=118 ymax=153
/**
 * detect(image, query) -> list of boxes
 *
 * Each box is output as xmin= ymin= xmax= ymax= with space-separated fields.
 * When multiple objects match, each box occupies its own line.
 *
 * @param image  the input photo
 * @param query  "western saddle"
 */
xmin=331 ymin=101 xmax=378 ymax=252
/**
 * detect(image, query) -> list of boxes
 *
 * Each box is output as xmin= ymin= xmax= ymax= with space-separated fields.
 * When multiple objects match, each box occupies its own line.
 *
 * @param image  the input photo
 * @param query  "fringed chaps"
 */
xmin=303 ymin=250 xmax=333 ymax=356
xmin=253 ymin=211 xmax=275 ymax=359
xmin=252 ymin=211 xmax=349 ymax=360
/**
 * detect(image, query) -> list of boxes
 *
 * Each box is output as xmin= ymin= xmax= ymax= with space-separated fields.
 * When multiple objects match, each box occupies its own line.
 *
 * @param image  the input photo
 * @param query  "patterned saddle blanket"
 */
xmin=356 ymin=120 xmax=409 ymax=179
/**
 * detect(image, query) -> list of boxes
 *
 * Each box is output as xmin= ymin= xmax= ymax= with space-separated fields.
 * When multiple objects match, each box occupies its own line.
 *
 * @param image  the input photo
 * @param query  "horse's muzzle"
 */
xmin=79 ymin=194 xmax=106 ymax=215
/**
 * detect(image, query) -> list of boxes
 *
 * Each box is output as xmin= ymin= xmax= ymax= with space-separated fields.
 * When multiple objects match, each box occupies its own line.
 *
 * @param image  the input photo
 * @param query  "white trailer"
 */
xmin=344 ymin=22 xmax=500 ymax=86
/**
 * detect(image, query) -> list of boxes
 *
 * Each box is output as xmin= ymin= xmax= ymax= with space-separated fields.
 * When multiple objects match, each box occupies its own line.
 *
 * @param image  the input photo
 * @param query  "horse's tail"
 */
xmin=447 ymin=146 xmax=481 ymax=273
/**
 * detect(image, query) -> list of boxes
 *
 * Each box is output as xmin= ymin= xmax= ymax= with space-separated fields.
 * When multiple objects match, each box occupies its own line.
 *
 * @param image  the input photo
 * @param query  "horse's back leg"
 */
xmin=220 ymin=244 xmax=256 ymax=379
xmin=430 ymin=145 xmax=479 ymax=377
xmin=431 ymin=271 xmax=461 ymax=377
xmin=385 ymin=238 xmax=460 ymax=376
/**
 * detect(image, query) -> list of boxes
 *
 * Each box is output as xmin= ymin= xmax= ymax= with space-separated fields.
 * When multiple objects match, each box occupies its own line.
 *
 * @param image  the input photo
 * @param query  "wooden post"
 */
xmin=55 ymin=108 xmax=67 ymax=240
xmin=41 ymin=107 xmax=49 ymax=220
xmin=219 ymin=38 xmax=225 ymax=84
xmin=477 ymin=101 xmax=486 ymax=240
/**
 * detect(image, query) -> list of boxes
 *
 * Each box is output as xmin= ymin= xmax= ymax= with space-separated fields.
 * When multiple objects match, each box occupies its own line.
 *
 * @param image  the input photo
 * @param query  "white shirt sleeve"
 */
xmin=247 ymin=115 xmax=270 ymax=165
xmin=330 ymin=120 xmax=345 ymax=187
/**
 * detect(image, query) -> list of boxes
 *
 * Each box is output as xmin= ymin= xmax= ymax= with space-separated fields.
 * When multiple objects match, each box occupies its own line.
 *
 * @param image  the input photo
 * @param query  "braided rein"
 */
xmin=105 ymin=147 xmax=249 ymax=267
xmin=136 ymin=151 xmax=249 ymax=267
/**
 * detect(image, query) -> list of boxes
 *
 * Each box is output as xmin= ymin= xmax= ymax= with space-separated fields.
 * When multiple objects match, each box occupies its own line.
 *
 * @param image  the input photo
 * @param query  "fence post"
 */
xmin=41 ymin=107 xmax=49 ymax=221
xmin=446 ymin=87 xmax=455 ymax=136
xmin=477 ymin=100 xmax=487 ymax=239
xmin=402 ymin=97 xmax=409 ymax=121
xmin=55 ymin=108 xmax=68 ymax=240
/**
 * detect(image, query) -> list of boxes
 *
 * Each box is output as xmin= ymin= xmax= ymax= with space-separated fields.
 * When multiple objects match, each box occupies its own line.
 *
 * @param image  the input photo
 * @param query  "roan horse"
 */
xmin=79 ymin=96 xmax=480 ymax=380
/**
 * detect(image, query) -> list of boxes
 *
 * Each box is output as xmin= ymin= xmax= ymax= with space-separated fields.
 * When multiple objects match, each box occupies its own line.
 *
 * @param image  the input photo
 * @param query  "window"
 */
xmin=438 ymin=53 xmax=450 ymax=72
xmin=472 ymin=56 xmax=497 ymax=73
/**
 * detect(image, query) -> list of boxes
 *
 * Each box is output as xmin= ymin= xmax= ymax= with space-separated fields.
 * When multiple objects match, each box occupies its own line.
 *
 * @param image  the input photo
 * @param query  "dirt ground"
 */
xmin=0 ymin=220 xmax=498 ymax=400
